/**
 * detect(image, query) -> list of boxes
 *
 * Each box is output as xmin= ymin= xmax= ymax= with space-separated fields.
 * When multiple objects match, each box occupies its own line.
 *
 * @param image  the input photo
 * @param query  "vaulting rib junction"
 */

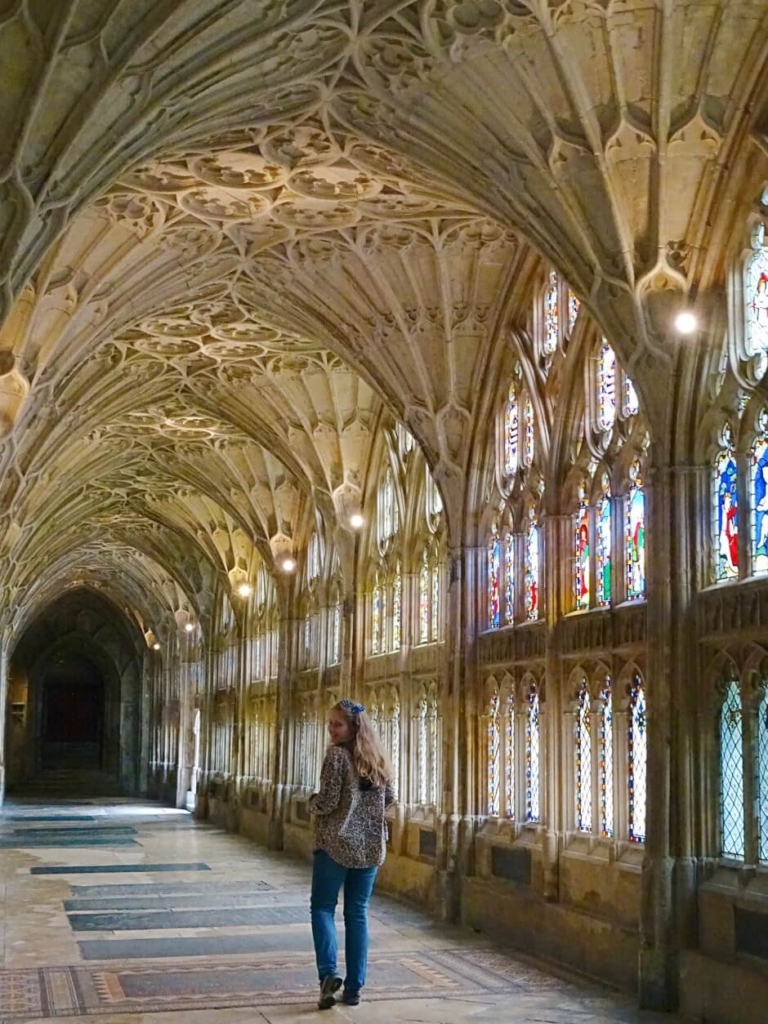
xmin=2 ymin=3 xmax=768 ymax=1020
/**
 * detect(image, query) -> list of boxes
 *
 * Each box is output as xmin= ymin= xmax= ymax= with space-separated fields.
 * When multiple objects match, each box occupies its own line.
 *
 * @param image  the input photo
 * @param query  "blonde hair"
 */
xmin=332 ymin=701 xmax=393 ymax=789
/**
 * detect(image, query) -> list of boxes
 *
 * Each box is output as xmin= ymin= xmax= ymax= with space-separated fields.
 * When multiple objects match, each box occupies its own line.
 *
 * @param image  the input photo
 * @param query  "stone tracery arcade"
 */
xmin=2 ymin=2 xmax=768 ymax=1020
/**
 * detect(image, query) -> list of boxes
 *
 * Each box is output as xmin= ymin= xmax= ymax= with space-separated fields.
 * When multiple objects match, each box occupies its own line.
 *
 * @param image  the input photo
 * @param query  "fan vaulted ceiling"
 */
xmin=0 ymin=0 xmax=767 ymax=639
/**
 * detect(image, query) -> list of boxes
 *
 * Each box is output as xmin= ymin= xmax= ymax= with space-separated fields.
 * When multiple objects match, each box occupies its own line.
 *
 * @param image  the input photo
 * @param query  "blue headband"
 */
xmin=340 ymin=698 xmax=365 ymax=715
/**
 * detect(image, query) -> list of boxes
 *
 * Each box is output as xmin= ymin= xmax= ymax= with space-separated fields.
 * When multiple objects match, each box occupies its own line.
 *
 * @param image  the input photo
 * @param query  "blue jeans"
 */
xmin=311 ymin=849 xmax=378 ymax=994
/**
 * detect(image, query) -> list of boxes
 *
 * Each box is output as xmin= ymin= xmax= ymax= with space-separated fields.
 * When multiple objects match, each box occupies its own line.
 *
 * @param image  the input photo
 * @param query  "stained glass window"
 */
xmin=504 ymin=693 xmax=515 ymax=820
xmin=623 ymin=374 xmax=639 ymax=418
xmin=378 ymin=470 xmax=398 ymax=549
xmin=505 ymin=384 xmax=519 ymax=477
xmin=752 ymin=410 xmax=768 ymax=574
xmin=392 ymin=563 xmax=402 ymax=652
xmin=600 ymin=681 xmax=614 ymax=837
xmin=523 ymin=398 xmax=535 ymax=467
xmin=568 ymin=289 xmax=581 ymax=334
xmin=431 ymin=562 xmax=440 ymax=641
xmin=391 ymin=699 xmax=401 ymax=799
xmin=575 ymin=679 xmax=592 ymax=832
xmin=574 ymin=486 xmax=590 ymax=611
xmin=524 ymin=513 xmax=540 ymax=621
xmin=544 ymin=270 xmax=559 ymax=355
xmin=488 ymin=526 xmax=501 ymax=629
xmin=487 ymin=693 xmax=500 ymax=816
xmin=418 ymin=698 xmax=428 ymax=804
xmin=504 ymin=531 xmax=514 ymax=625
xmin=714 ymin=424 xmax=738 ymax=581
xmin=628 ymin=675 xmax=647 ymax=843
xmin=397 ymin=421 xmax=414 ymax=456
xmin=371 ymin=574 xmax=382 ymax=655
xmin=331 ymin=600 xmax=341 ymax=665
xmin=626 ymin=461 xmax=646 ymax=600
xmin=303 ymin=612 xmax=312 ymax=666
xmin=745 ymin=223 xmax=768 ymax=360
xmin=758 ymin=685 xmax=768 ymax=863
xmin=419 ymin=550 xmax=430 ymax=643
xmin=720 ymin=677 xmax=745 ymax=860
xmin=526 ymin=686 xmax=541 ymax=822
xmin=596 ymin=476 xmax=612 ymax=607
xmin=597 ymin=341 xmax=617 ymax=432
xmin=381 ymin=587 xmax=388 ymax=654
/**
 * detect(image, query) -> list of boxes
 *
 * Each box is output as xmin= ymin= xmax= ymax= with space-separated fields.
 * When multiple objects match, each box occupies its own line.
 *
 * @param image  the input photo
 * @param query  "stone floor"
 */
xmin=0 ymin=798 xmax=683 ymax=1023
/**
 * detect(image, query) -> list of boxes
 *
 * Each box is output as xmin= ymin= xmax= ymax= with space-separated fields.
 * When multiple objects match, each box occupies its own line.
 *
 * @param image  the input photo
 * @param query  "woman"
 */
xmin=308 ymin=698 xmax=394 ymax=1010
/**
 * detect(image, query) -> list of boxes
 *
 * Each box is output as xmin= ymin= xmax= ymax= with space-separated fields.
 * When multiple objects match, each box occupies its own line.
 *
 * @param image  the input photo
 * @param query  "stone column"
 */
xmin=268 ymin=579 xmax=294 ymax=850
xmin=0 ymin=636 xmax=7 ymax=807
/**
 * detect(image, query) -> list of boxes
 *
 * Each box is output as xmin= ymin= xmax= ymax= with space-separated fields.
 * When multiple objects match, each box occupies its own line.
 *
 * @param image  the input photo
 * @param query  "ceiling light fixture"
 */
xmin=237 ymin=582 xmax=252 ymax=598
xmin=152 ymin=642 xmax=161 ymax=651
xmin=184 ymin=622 xmax=195 ymax=633
xmin=281 ymin=557 xmax=296 ymax=573
xmin=349 ymin=513 xmax=365 ymax=530
xmin=674 ymin=311 xmax=697 ymax=335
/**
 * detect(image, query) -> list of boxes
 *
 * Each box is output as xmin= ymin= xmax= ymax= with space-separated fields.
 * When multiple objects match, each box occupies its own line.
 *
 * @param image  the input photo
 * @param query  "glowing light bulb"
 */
xmin=152 ymin=642 xmax=161 ymax=651
xmin=237 ymin=582 xmax=252 ymax=598
xmin=349 ymin=513 xmax=365 ymax=530
xmin=281 ymin=557 xmax=296 ymax=573
xmin=674 ymin=311 xmax=697 ymax=335
xmin=184 ymin=622 xmax=195 ymax=633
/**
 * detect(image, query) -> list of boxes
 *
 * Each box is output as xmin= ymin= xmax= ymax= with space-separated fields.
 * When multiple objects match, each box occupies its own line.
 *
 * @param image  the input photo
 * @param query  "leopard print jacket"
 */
xmin=308 ymin=744 xmax=394 ymax=869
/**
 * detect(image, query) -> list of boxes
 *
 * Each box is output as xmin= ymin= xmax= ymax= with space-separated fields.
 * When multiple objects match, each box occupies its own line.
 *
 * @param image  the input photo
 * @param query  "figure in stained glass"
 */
xmin=746 ymin=225 xmax=768 ymax=358
xmin=525 ymin=512 xmax=540 ymax=621
xmin=752 ymin=414 xmax=768 ymax=572
xmin=596 ymin=476 xmax=612 ymax=606
xmin=488 ymin=527 xmax=501 ymax=629
xmin=504 ymin=531 xmax=514 ymax=625
xmin=714 ymin=428 xmax=738 ymax=580
xmin=574 ymin=486 xmax=590 ymax=611
xmin=626 ymin=462 xmax=646 ymax=600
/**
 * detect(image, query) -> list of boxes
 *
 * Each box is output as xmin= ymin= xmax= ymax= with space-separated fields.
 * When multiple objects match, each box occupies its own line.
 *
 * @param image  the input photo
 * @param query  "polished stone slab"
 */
xmin=7 ymin=826 xmax=137 ymax=836
xmin=70 ymin=880 xmax=272 ymax=898
xmin=30 ymin=862 xmax=210 ymax=875
xmin=0 ymin=835 xmax=138 ymax=848
xmin=78 ymin=932 xmax=316 ymax=960
xmin=68 ymin=904 xmax=310 ymax=931
xmin=65 ymin=892 xmax=279 ymax=912
xmin=0 ymin=815 xmax=96 ymax=822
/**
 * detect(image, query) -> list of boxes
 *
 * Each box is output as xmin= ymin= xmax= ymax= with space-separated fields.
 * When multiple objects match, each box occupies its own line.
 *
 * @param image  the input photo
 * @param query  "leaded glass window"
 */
xmin=745 ymin=223 xmax=768 ymax=360
xmin=596 ymin=475 xmax=612 ymax=607
xmin=397 ymin=421 xmax=414 ymax=456
xmin=575 ymin=679 xmax=593 ymax=832
xmin=714 ymin=423 xmax=739 ymax=580
xmin=568 ymin=289 xmax=580 ymax=334
xmin=488 ymin=526 xmax=501 ymax=629
xmin=487 ymin=693 xmax=500 ymax=817
xmin=431 ymin=562 xmax=440 ymax=641
xmin=623 ymin=374 xmax=639 ymax=418
xmin=526 ymin=687 xmax=541 ymax=822
xmin=504 ymin=531 xmax=514 ymax=625
xmin=371 ymin=574 xmax=382 ymax=655
xmin=544 ymin=270 xmax=559 ymax=355
xmin=523 ymin=398 xmax=535 ymax=467
xmin=419 ymin=550 xmax=430 ymax=643
xmin=504 ymin=693 xmax=515 ymax=820
xmin=504 ymin=384 xmax=519 ymax=477
xmin=628 ymin=675 xmax=647 ymax=843
xmin=758 ymin=685 xmax=768 ymax=864
xmin=600 ymin=681 xmax=614 ymax=837
xmin=720 ymin=677 xmax=745 ymax=860
xmin=378 ymin=469 xmax=399 ymax=551
xmin=524 ymin=513 xmax=540 ymax=621
xmin=574 ymin=484 xmax=590 ymax=611
xmin=626 ymin=461 xmax=646 ymax=600
xmin=752 ymin=409 xmax=768 ymax=574
xmin=331 ymin=600 xmax=341 ymax=665
xmin=308 ymin=531 xmax=321 ymax=583
xmin=392 ymin=563 xmax=402 ymax=652
xmin=597 ymin=341 xmax=617 ymax=432
xmin=418 ymin=698 xmax=428 ymax=805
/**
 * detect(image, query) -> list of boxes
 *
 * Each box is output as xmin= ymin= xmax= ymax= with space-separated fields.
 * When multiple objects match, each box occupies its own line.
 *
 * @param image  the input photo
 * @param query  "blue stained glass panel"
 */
xmin=714 ymin=446 xmax=738 ymax=580
xmin=488 ymin=533 xmax=501 ymax=629
xmin=626 ymin=466 xmax=646 ymax=600
xmin=752 ymin=426 xmax=768 ymax=574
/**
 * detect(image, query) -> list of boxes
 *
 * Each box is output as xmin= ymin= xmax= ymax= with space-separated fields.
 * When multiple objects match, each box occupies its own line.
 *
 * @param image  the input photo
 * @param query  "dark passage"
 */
xmin=41 ymin=655 xmax=105 ymax=770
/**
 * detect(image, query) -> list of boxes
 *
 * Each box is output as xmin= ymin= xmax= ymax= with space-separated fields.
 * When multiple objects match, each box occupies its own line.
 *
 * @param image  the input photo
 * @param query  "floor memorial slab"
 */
xmin=30 ymin=863 xmax=211 ymax=875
